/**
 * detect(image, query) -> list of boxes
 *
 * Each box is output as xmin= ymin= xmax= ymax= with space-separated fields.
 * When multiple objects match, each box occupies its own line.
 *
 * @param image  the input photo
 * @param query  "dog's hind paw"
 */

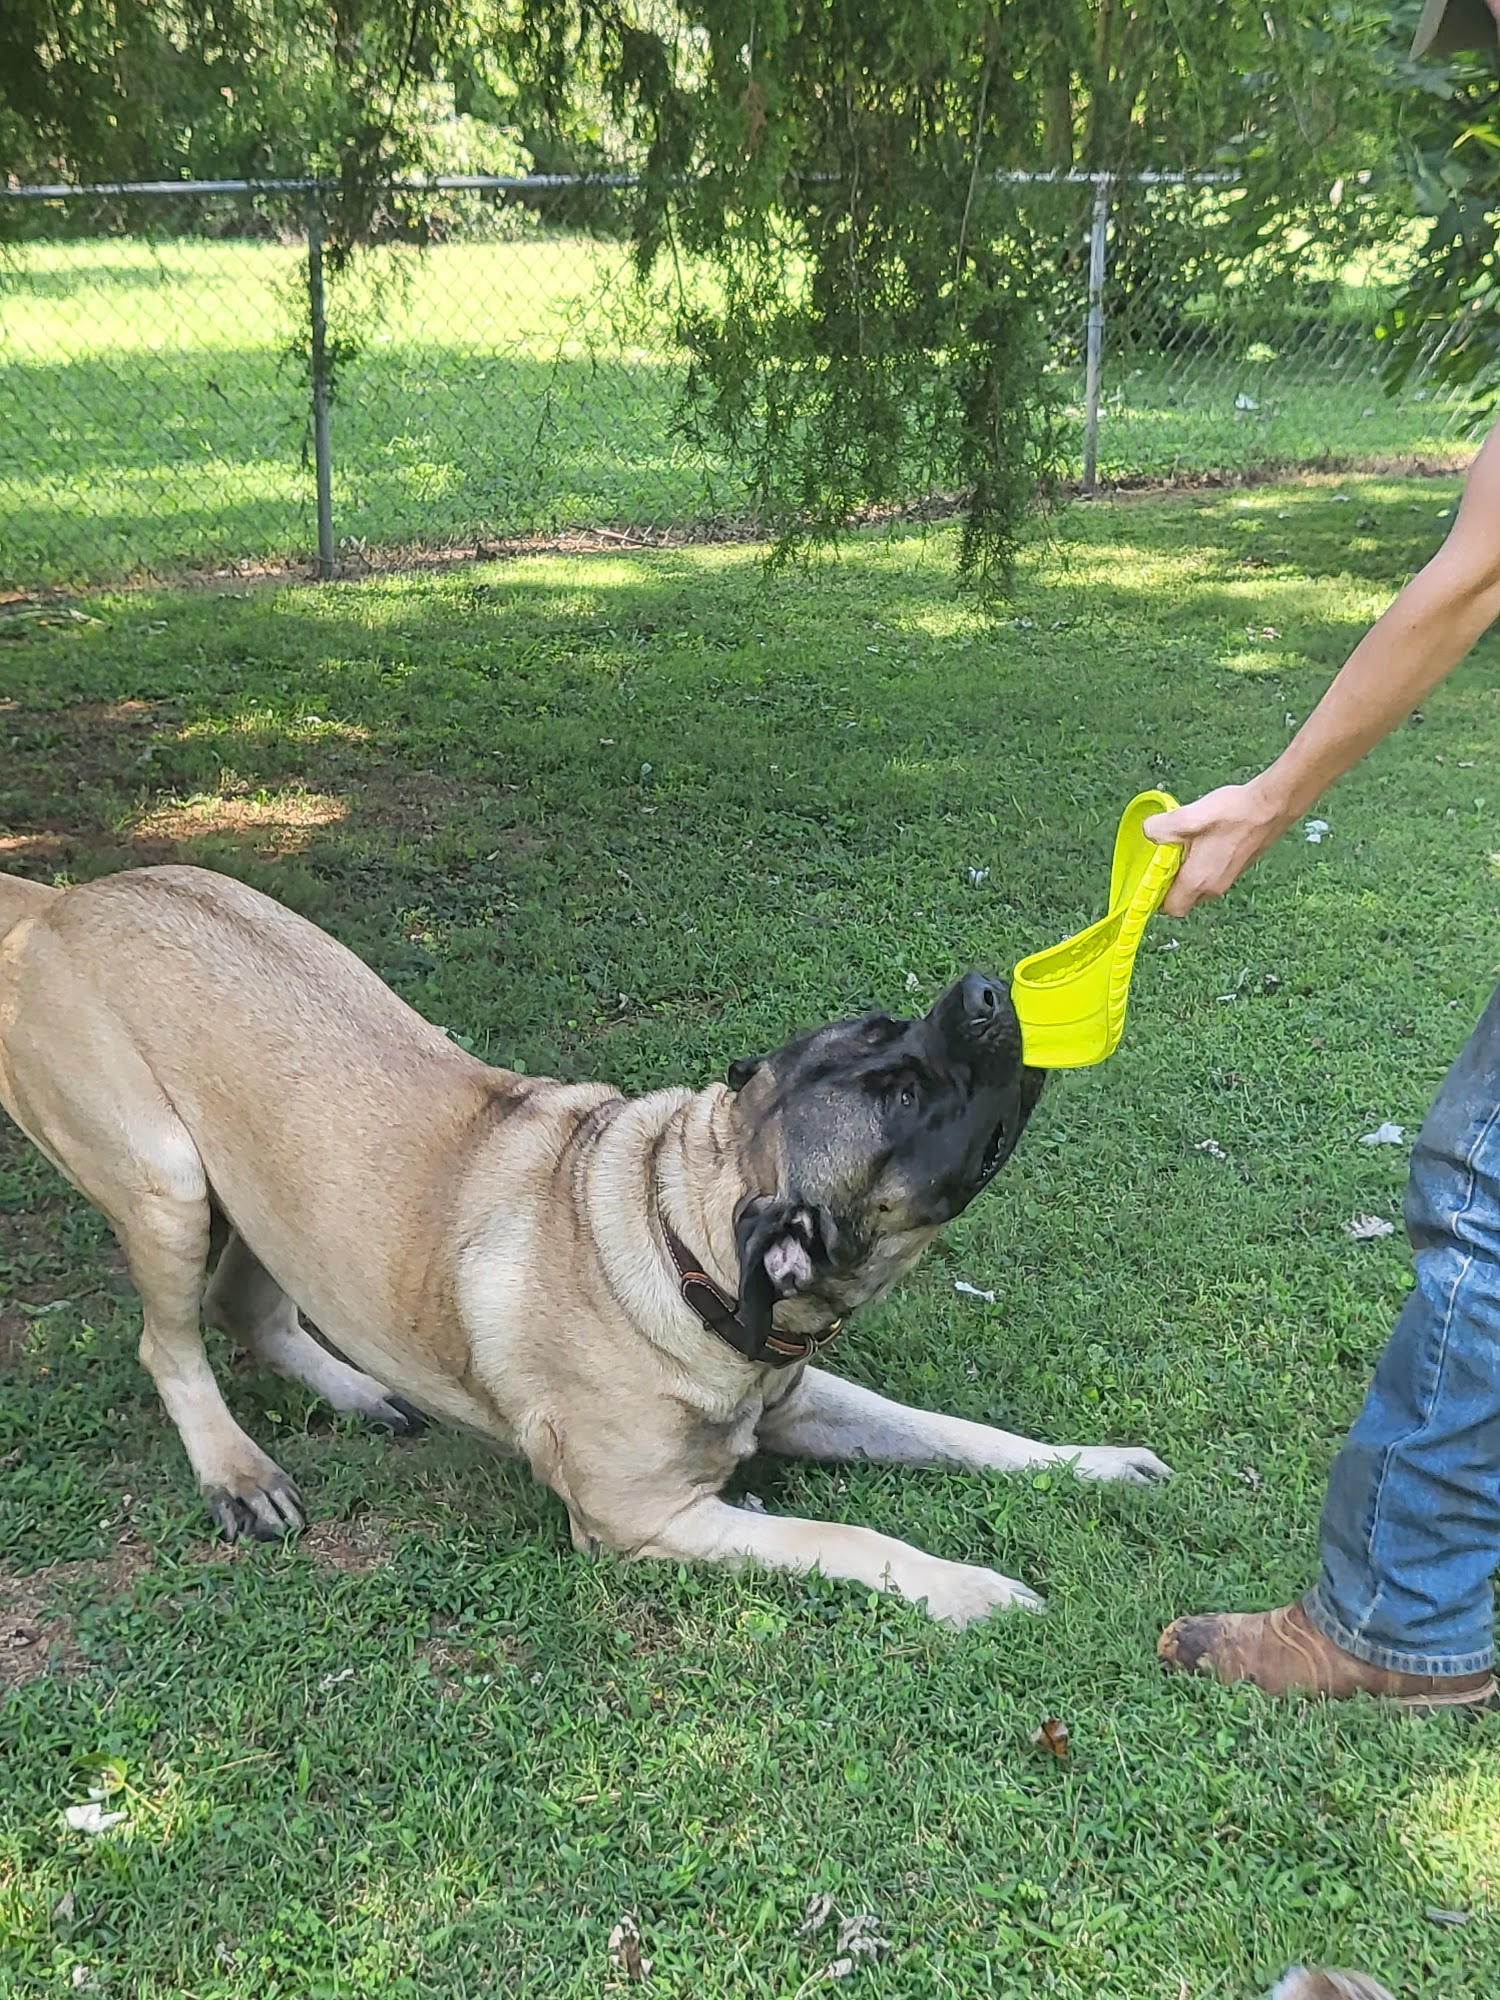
xmin=366 ymin=1393 xmax=429 ymax=1437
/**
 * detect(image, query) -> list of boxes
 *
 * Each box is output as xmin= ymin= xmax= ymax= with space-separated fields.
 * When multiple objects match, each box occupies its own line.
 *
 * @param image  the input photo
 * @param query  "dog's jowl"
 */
xmin=0 ymin=866 xmax=1169 ymax=1625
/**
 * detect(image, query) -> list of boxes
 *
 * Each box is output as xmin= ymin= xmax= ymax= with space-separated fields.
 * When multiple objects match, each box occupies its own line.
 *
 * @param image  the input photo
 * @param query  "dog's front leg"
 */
xmin=760 ymin=1367 xmax=1171 ymax=1485
xmin=635 ymin=1495 xmax=1043 ymax=1627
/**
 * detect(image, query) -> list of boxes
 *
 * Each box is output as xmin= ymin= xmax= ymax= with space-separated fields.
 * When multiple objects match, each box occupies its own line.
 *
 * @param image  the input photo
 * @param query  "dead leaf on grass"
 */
xmin=799 ymin=1893 xmax=836 ymax=1937
xmin=1359 ymin=1123 xmax=1404 ymax=1147
xmin=1346 ymin=1215 xmax=1395 ymax=1241
xmin=1030 ymin=1717 xmax=1070 ymax=1758
xmin=608 ymin=1914 xmax=651 ymax=1981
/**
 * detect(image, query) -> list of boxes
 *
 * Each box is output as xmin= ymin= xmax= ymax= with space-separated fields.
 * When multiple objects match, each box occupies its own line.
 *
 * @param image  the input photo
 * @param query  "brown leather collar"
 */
xmin=659 ymin=1213 xmax=845 ymax=1367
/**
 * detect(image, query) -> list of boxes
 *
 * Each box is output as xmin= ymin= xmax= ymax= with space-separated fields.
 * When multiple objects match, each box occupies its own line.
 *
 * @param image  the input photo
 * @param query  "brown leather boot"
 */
xmin=1158 ymin=1599 xmax=1496 ymax=1711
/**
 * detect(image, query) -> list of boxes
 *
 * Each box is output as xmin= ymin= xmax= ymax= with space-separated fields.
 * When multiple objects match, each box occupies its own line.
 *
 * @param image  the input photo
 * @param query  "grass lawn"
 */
xmin=0 ymin=233 xmax=1480 ymax=589
xmin=2 ymin=473 xmax=1499 ymax=1998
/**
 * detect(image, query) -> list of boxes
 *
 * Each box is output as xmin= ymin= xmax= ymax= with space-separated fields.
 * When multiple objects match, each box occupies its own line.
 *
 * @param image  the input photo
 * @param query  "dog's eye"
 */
xmin=899 ymin=1085 xmax=915 ymax=1109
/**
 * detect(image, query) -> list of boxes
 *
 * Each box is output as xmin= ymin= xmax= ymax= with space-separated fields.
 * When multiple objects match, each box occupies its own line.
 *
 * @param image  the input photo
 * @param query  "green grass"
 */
xmin=2 ymin=475 xmax=1499 ymax=1998
xmin=0 ymin=233 xmax=1481 ymax=589
xmin=0 ymin=235 xmax=719 ymax=588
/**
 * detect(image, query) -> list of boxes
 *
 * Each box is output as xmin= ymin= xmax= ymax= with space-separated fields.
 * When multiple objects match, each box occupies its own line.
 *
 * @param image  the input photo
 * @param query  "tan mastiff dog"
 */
xmin=0 ymin=866 xmax=1168 ymax=1625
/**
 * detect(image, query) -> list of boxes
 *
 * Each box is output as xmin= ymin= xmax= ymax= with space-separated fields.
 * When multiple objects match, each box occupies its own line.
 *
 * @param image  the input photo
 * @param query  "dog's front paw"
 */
xmin=202 ymin=1443 xmax=305 ymax=1542
xmin=1067 ymin=1444 xmax=1172 ymax=1486
xmin=917 ymin=1560 xmax=1046 ymax=1628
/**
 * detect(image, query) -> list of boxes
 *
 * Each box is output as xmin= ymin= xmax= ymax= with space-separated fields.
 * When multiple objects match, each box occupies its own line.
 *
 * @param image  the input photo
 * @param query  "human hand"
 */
xmin=1143 ymin=781 xmax=1295 ymax=917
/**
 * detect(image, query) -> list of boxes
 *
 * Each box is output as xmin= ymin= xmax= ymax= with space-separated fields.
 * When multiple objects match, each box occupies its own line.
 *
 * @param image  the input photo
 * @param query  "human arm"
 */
xmin=1144 ymin=422 xmax=1500 ymax=916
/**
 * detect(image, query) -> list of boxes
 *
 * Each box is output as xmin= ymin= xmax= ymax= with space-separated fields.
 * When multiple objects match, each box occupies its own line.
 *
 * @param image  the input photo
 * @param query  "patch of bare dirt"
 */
xmin=129 ymin=788 xmax=346 ymax=857
xmin=298 ymin=1517 xmax=394 ymax=1574
xmin=0 ymin=1541 xmax=153 ymax=1689
xmin=612 ymin=1597 xmax=682 ymax=1657
xmin=0 ymin=1308 xmax=29 ymax=1365
xmin=415 ymin=1620 xmax=530 ymax=1691
xmin=0 ymin=1154 xmax=128 ymax=1349
xmin=0 ymin=1515 xmax=404 ymax=1687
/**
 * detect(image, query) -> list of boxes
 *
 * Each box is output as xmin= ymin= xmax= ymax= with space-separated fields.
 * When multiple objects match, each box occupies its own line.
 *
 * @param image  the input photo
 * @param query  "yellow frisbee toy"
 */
xmin=1011 ymin=791 xmax=1183 ymax=1069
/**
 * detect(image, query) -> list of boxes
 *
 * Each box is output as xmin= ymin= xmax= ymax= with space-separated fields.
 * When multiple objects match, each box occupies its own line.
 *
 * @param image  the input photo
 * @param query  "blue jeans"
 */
xmin=1306 ymin=982 xmax=1500 ymax=1677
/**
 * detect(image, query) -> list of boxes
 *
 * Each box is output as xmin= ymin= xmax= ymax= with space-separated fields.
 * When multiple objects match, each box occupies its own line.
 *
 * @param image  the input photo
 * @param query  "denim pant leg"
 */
xmin=1305 ymin=981 xmax=1500 ymax=1678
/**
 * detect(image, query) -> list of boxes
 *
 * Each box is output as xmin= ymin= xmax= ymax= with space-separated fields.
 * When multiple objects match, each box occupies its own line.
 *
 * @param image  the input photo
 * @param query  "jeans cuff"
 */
xmin=1303 ymin=1586 xmax=1495 ymax=1679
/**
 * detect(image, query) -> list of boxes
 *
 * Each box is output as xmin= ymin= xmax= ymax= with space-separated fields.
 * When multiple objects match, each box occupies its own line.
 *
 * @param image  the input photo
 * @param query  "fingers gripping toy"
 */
xmin=1010 ymin=791 xmax=1183 ymax=1069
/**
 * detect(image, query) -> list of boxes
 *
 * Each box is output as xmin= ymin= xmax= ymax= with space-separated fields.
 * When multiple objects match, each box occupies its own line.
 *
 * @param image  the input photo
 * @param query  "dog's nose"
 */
xmin=959 ymin=971 xmax=1005 ymax=1030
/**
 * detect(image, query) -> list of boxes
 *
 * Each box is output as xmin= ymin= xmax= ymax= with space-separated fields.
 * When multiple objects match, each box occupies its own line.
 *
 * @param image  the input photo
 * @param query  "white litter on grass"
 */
xmin=1196 ymin=1139 xmax=1228 ymax=1159
xmin=317 ymin=1666 xmax=356 ymax=1693
xmin=1234 ymin=392 xmax=1259 ymax=411
xmin=904 ymin=971 xmax=921 ymax=991
xmin=966 ymin=867 xmax=989 ymax=887
xmin=1347 ymin=1215 xmax=1396 ymax=1241
xmin=1360 ymin=1123 xmax=1405 ymax=1147
xmin=954 ymin=1280 xmax=997 ymax=1303
xmin=63 ymin=1804 xmax=125 ymax=1836
xmin=1304 ymin=818 xmax=1330 ymax=844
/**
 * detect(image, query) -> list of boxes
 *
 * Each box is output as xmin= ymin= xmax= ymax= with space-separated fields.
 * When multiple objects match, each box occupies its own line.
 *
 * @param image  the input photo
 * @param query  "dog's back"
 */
xmin=0 ymin=873 xmax=60 ymax=949
xmin=1270 ymin=1970 xmax=1397 ymax=2000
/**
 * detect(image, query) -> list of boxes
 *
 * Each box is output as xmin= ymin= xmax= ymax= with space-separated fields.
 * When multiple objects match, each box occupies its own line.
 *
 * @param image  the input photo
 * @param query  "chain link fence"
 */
xmin=0 ymin=173 xmax=1485 ymax=590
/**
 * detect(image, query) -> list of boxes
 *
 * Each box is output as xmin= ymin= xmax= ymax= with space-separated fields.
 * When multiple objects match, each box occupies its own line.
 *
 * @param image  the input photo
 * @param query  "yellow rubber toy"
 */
xmin=1011 ymin=791 xmax=1183 ymax=1069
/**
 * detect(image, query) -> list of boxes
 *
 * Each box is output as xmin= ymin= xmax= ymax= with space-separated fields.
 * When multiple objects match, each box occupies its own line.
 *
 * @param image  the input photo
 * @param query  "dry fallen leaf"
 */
xmin=798 ymin=1893 xmax=836 ymax=1938
xmin=1346 ymin=1215 xmax=1395 ymax=1241
xmin=835 ymin=1915 xmax=889 ymax=1958
xmin=1030 ymin=1717 xmax=1070 ymax=1758
xmin=821 ymin=1915 xmax=891 ymax=1979
xmin=1359 ymin=1122 xmax=1405 ymax=1147
xmin=608 ymin=1914 xmax=651 ymax=1982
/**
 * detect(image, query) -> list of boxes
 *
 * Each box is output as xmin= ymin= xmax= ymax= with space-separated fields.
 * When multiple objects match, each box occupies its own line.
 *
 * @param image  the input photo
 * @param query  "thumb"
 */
xmin=1143 ymin=805 xmax=1196 ymax=845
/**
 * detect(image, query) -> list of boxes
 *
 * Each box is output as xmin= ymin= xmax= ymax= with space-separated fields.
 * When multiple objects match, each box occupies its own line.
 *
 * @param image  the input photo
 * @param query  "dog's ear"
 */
xmin=733 ymin=1196 xmax=834 ymax=1349
xmin=727 ymin=1055 xmax=764 ymax=1092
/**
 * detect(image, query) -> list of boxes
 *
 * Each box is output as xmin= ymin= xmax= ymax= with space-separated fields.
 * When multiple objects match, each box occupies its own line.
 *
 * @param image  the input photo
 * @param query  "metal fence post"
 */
xmin=1081 ymin=173 xmax=1111 ymax=497
xmin=306 ymin=200 xmax=336 ymax=578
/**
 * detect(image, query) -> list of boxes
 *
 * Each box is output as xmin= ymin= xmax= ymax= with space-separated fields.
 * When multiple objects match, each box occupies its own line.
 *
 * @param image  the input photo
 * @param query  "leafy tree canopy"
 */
xmin=0 ymin=3 xmax=1443 ymax=583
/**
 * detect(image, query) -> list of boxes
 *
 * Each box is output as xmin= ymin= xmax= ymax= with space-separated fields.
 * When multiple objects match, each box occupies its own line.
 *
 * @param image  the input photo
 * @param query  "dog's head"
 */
xmin=725 ymin=971 xmax=1044 ymax=1343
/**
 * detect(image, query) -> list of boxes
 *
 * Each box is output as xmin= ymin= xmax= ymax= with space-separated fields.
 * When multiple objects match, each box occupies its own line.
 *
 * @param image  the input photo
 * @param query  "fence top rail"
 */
xmin=0 ymin=173 xmax=643 ymax=201
xmin=0 ymin=166 xmax=1242 ymax=202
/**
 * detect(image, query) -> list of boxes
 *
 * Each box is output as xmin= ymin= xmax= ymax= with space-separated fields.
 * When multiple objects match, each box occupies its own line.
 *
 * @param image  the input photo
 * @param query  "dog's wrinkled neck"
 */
xmin=654 ymin=1083 xmax=754 ymax=1300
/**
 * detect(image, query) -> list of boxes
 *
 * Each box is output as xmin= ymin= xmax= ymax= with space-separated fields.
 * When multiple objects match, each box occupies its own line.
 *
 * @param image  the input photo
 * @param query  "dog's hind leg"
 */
xmin=0 ymin=958 xmax=302 ymax=1541
xmin=205 ymin=1231 xmax=424 ymax=1434
xmin=123 ymin=1167 xmax=304 ymax=1543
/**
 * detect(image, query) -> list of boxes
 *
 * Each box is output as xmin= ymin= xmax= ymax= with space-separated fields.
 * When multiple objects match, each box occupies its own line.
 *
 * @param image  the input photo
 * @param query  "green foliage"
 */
xmin=0 ymin=1 xmax=1439 ymax=585
xmin=1378 ymin=3 xmax=1500 ymax=407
